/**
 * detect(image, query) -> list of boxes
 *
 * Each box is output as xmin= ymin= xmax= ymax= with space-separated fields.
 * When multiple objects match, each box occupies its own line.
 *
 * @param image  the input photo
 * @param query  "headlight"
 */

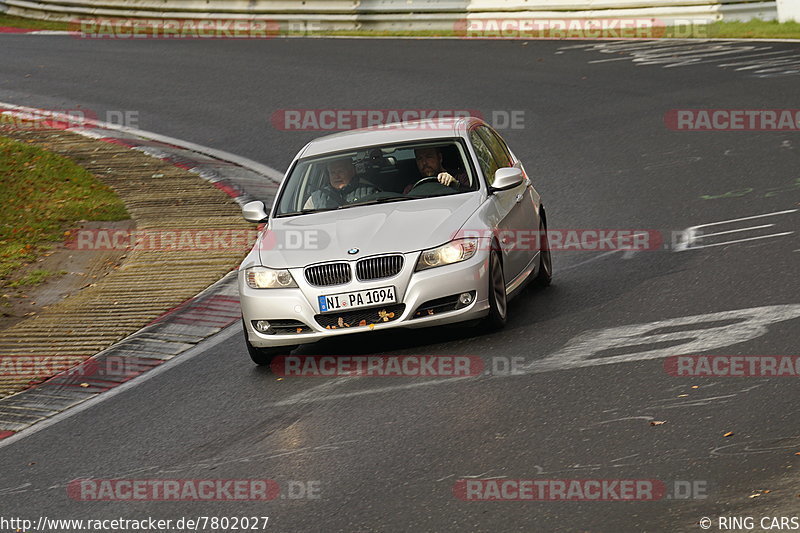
xmin=415 ymin=238 xmax=479 ymax=271
xmin=245 ymin=266 xmax=298 ymax=289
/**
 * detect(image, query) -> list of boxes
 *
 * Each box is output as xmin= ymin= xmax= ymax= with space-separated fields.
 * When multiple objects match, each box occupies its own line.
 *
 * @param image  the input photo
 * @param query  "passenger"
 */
xmin=404 ymin=147 xmax=469 ymax=194
xmin=304 ymin=158 xmax=379 ymax=210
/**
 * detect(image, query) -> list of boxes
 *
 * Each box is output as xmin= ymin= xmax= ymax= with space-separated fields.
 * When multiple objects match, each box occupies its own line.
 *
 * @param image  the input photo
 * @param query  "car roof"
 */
xmin=298 ymin=116 xmax=485 ymax=159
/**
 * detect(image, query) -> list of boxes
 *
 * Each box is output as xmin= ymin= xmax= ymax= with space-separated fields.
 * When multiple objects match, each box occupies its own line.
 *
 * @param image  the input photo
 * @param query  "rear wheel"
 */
xmin=484 ymin=249 xmax=507 ymax=329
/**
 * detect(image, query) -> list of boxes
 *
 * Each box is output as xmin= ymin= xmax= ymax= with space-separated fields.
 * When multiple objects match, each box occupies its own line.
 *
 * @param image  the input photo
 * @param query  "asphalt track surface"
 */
xmin=0 ymin=37 xmax=799 ymax=532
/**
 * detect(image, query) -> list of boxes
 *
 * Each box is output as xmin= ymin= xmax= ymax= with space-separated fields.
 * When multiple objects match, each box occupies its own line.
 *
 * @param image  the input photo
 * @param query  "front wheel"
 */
xmin=242 ymin=321 xmax=296 ymax=366
xmin=535 ymin=219 xmax=552 ymax=287
xmin=484 ymin=249 xmax=508 ymax=329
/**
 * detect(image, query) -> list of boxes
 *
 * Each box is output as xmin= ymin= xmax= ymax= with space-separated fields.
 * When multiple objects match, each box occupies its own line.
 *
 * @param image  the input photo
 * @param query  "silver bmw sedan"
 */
xmin=238 ymin=116 xmax=552 ymax=364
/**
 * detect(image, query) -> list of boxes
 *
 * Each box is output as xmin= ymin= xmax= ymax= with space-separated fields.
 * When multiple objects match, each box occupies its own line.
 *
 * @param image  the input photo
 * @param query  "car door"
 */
xmin=477 ymin=126 xmax=540 ymax=273
xmin=468 ymin=126 xmax=527 ymax=283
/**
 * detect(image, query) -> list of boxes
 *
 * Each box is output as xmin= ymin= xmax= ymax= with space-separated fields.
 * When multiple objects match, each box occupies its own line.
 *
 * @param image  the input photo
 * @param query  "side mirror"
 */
xmin=490 ymin=167 xmax=524 ymax=193
xmin=242 ymin=200 xmax=269 ymax=223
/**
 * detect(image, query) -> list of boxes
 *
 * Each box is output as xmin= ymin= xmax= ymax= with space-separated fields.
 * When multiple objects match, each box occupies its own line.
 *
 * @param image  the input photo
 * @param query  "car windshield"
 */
xmin=274 ymin=139 xmax=477 ymax=217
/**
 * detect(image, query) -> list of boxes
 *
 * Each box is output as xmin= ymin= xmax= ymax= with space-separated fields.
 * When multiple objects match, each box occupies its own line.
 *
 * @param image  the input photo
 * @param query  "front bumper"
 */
xmin=239 ymin=250 xmax=491 ymax=348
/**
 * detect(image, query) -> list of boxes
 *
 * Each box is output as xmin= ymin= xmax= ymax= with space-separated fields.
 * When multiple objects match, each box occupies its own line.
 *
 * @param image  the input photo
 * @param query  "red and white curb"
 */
xmin=0 ymin=26 xmax=74 ymax=35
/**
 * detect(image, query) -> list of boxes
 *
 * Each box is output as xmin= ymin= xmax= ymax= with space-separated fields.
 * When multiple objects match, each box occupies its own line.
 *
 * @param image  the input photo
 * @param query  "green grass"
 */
xmin=0 ymin=14 xmax=69 ymax=31
xmin=7 ymin=269 xmax=66 ymax=287
xmin=0 ymin=136 xmax=128 ymax=284
xmin=1 ymin=13 xmax=799 ymax=39
xmin=703 ymin=19 xmax=800 ymax=39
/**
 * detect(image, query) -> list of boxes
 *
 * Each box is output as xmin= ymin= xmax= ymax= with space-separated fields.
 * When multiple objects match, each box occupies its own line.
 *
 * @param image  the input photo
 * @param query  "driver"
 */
xmin=304 ymin=158 xmax=379 ymax=210
xmin=404 ymin=147 xmax=469 ymax=194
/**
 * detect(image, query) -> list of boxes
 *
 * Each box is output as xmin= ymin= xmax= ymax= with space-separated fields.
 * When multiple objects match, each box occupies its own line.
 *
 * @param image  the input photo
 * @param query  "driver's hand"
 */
xmin=437 ymin=172 xmax=456 ymax=187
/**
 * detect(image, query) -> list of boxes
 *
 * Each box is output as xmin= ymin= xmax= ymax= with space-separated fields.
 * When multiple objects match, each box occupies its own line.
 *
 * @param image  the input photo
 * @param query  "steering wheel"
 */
xmin=408 ymin=176 xmax=447 ymax=191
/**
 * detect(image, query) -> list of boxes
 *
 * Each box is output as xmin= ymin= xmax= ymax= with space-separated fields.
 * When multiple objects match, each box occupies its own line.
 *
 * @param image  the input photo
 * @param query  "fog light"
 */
xmin=254 ymin=320 xmax=272 ymax=333
xmin=459 ymin=292 xmax=474 ymax=306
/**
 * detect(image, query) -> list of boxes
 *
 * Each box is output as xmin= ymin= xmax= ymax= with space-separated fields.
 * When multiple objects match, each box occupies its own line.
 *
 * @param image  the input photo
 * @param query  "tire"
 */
xmin=242 ymin=320 xmax=296 ymax=366
xmin=484 ymin=249 xmax=508 ymax=329
xmin=535 ymin=219 xmax=553 ymax=287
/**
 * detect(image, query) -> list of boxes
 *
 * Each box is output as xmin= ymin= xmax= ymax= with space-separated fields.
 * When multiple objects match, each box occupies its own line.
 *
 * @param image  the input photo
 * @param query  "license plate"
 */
xmin=318 ymin=286 xmax=396 ymax=313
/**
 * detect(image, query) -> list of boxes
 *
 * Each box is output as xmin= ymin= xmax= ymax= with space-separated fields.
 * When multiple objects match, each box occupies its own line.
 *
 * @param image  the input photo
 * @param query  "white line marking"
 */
xmin=588 ymin=56 xmax=638 ymax=63
xmin=717 ymin=51 xmax=800 ymax=66
xmin=676 ymin=209 xmax=797 ymax=251
xmin=695 ymin=224 xmax=774 ymax=239
xmin=694 ymin=209 xmax=797 ymax=227
xmin=735 ymin=57 xmax=800 ymax=70
xmin=684 ymin=50 xmax=793 ymax=66
xmin=557 ymin=250 xmax=621 ymax=272
xmin=685 ymin=232 xmax=794 ymax=250
xmin=657 ymin=48 xmax=774 ymax=68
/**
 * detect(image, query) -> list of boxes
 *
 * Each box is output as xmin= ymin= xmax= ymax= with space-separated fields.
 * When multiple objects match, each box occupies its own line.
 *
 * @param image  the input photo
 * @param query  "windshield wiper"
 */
xmin=344 ymin=196 xmax=413 ymax=208
xmin=277 ymin=206 xmax=339 ymax=217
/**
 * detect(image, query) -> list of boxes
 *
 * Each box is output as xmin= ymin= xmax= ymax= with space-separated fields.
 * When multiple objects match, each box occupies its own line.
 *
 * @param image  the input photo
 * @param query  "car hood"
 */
xmin=259 ymin=193 xmax=482 ymax=268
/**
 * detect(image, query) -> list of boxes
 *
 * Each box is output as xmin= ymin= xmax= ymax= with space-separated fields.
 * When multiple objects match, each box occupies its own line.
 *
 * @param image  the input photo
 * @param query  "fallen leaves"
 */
xmin=377 ymin=310 xmax=395 ymax=322
xmin=723 ymin=431 xmax=734 ymax=438
xmin=650 ymin=421 xmax=666 ymax=426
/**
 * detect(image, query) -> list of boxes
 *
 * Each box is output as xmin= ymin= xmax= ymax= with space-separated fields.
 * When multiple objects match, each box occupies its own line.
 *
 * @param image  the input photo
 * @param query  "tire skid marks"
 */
xmin=558 ymin=40 xmax=800 ymax=77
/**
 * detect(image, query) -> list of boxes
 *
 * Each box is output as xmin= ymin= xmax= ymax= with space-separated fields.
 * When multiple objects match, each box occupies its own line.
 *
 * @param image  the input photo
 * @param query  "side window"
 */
xmin=477 ymin=126 xmax=513 ymax=168
xmin=469 ymin=129 xmax=500 ymax=185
